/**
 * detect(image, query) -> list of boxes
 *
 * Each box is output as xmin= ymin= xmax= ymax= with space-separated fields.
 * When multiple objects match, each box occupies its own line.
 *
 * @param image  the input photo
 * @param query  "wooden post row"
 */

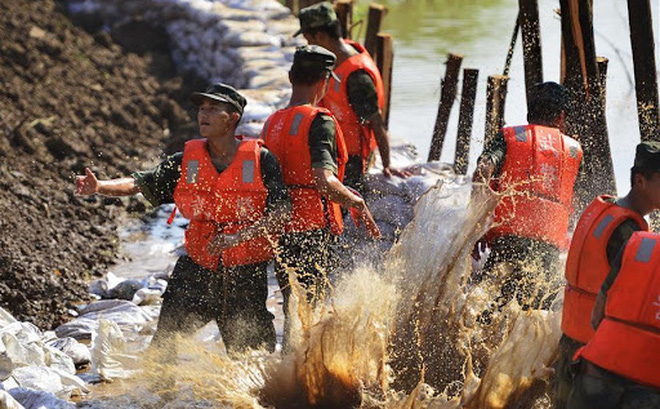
xmin=335 ymin=0 xmax=353 ymax=39
xmin=518 ymin=0 xmax=543 ymax=110
xmin=364 ymin=4 xmax=387 ymax=59
xmin=627 ymin=0 xmax=659 ymax=141
xmin=428 ymin=53 xmax=463 ymax=162
xmin=454 ymin=69 xmax=479 ymax=175
xmin=484 ymin=75 xmax=509 ymax=146
xmin=376 ymin=33 xmax=394 ymax=127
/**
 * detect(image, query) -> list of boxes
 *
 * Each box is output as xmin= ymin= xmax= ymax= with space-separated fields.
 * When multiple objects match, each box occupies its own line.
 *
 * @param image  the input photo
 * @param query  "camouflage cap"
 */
xmin=294 ymin=1 xmax=337 ymax=37
xmin=633 ymin=140 xmax=660 ymax=171
xmin=190 ymin=82 xmax=247 ymax=116
xmin=291 ymin=45 xmax=340 ymax=82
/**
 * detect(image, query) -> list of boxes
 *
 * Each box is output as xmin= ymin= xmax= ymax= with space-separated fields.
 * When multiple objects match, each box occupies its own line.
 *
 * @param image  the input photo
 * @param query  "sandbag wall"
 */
xmin=66 ymin=0 xmax=301 ymax=135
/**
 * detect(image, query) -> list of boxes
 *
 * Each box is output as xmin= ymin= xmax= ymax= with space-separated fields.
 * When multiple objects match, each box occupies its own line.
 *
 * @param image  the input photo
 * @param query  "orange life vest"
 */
xmin=172 ymin=138 xmax=273 ymax=269
xmin=487 ymin=125 xmax=582 ymax=250
xmin=320 ymin=40 xmax=385 ymax=169
xmin=261 ymin=105 xmax=347 ymax=235
xmin=561 ymin=196 xmax=648 ymax=344
xmin=577 ymin=231 xmax=660 ymax=389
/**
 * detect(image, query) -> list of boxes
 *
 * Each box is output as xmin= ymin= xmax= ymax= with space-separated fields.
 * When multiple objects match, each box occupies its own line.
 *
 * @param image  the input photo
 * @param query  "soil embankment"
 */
xmin=0 ymin=0 xmax=198 ymax=328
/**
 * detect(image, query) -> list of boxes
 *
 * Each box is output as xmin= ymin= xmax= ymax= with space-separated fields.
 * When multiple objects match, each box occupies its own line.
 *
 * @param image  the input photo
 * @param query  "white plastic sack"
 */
xmin=91 ymin=320 xmax=137 ymax=381
xmin=8 ymin=388 xmax=75 ymax=409
xmin=46 ymin=338 xmax=91 ymax=367
xmin=0 ymin=390 xmax=24 ymax=409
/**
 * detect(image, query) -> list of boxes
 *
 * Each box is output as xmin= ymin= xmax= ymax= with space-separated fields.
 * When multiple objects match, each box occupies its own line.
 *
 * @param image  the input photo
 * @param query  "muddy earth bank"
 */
xmin=0 ymin=0 xmax=202 ymax=328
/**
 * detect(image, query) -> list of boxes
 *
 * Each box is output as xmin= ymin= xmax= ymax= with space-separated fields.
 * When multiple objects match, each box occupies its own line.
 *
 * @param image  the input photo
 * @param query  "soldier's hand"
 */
xmin=75 ymin=167 xmax=100 ymax=196
xmin=383 ymin=166 xmax=412 ymax=179
xmin=208 ymin=233 xmax=240 ymax=254
xmin=353 ymin=201 xmax=381 ymax=239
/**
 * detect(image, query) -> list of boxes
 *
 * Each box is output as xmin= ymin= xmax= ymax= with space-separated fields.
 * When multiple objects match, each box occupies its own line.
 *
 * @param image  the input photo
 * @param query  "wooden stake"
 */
xmin=627 ymin=0 xmax=659 ymax=141
xmin=285 ymin=0 xmax=298 ymax=15
xmin=559 ymin=0 xmax=616 ymax=205
xmin=376 ymin=33 xmax=394 ymax=126
xmin=455 ymin=69 xmax=479 ymax=175
xmin=518 ymin=0 xmax=543 ymax=109
xmin=335 ymin=0 xmax=354 ymax=39
xmin=428 ymin=53 xmax=463 ymax=162
xmin=484 ymin=75 xmax=509 ymax=146
xmin=364 ymin=4 xmax=387 ymax=58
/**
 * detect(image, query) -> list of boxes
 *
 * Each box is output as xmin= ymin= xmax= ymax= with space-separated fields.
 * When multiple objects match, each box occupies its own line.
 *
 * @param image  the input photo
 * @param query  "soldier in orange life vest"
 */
xmin=472 ymin=81 xmax=583 ymax=320
xmin=261 ymin=45 xmax=380 ymax=348
xmin=294 ymin=2 xmax=410 ymax=193
xmin=567 ymin=230 xmax=660 ymax=409
xmin=75 ymin=83 xmax=292 ymax=354
xmin=553 ymin=141 xmax=660 ymax=409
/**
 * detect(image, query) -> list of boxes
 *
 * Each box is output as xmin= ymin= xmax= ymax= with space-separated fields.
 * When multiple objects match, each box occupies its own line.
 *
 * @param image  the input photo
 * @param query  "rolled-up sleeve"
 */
xmin=131 ymin=153 xmax=182 ymax=206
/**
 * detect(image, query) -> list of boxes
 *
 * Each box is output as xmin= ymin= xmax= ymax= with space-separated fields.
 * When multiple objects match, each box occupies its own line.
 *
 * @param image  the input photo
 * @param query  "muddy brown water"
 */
xmin=78 ymin=177 xmax=563 ymax=409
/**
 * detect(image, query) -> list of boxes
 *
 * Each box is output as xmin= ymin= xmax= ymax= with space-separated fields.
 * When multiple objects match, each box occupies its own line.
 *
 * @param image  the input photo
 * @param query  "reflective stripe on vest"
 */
xmin=487 ymin=125 xmax=582 ymax=249
xmin=173 ymin=138 xmax=273 ymax=269
xmin=561 ymin=195 xmax=648 ymax=344
xmin=262 ymin=105 xmax=347 ymax=235
xmin=578 ymin=231 xmax=660 ymax=388
xmin=320 ymin=40 xmax=384 ymax=167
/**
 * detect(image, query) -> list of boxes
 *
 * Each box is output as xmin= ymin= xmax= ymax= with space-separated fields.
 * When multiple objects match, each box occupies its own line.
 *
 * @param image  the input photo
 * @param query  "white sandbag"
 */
xmin=0 ymin=310 xmax=17 ymax=329
xmin=1 ymin=334 xmax=44 ymax=369
xmin=54 ymin=319 xmax=97 ymax=341
xmin=364 ymin=173 xmax=409 ymax=198
xmin=131 ymin=288 xmax=163 ymax=306
xmin=0 ymin=390 xmax=24 ymax=409
xmin=9 ymin=367 xmax=62 ymax=396
xmin=90 ymin=320 xmax=137 ymax=381
xmin=56 ymin=300 xmax=157 ymax=340
xmin=42 ymin=345 xmax=75 ymax=375
xmin=8 ymin=388 xmax=74 ymax=409
xmin=368 ymin=195 xmax=414 ymax=229
xmin=46 ymin=338 xmax=91 ymax=367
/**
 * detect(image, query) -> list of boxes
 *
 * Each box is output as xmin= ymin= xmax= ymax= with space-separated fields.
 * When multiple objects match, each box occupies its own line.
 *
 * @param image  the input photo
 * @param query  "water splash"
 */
xmin=81 ymin=175 xmax=563 ymax=409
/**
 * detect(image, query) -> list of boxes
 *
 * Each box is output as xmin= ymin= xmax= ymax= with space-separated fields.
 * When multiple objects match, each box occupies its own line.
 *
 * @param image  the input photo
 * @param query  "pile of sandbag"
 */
xmin=0 ymin=308 xmax=85 ymax=408
xmin=340 ymin=157 xmax=462 ymax=268
xmin=66 ymin=0 xmax=300 ymax=92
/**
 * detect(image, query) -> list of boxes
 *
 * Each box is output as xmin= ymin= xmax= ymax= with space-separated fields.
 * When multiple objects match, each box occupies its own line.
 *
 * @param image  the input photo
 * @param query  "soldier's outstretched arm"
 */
xmin=75 ymin=167 xmax=140 ymax=197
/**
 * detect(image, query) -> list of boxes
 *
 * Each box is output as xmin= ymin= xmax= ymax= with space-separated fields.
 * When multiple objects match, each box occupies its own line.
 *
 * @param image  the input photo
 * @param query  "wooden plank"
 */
xmin=559 ymin=0 xmax=616 ymax=208
xmin=335 ymin=0 xmax=354 ymax=39
xmin=627 ymin=0 xmax=659 ymax=141
xmin=518 ymin=0 xmax=543 ymax=109
xmin=364 ymin=4 xmax=387 ymax=58
xmin=454 ymin=68 xmax=479 ymax=175
xmin=484 ymin=75 xmax=509 ymax=146
xmin=427 ymin=53 xmax=463 ymax=162
xmin=376 ymin=33 xmax=394 ymax=126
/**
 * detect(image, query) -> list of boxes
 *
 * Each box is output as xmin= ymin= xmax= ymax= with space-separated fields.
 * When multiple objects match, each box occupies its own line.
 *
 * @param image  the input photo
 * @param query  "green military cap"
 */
xmin=291 ymin=45 xmax=340 ymax=82
xmin=190 ymin=82 xmax=247 ymax=116
xmin=633 ymin=140 xmax=660 ymax=171
xmin=293 ymin=1 xmax=337 ymax=37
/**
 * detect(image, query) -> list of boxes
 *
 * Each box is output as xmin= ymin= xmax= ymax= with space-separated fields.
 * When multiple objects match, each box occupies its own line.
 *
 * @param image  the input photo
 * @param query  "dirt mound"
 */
xmin=0 ymin=0 xmax=199 ymax=328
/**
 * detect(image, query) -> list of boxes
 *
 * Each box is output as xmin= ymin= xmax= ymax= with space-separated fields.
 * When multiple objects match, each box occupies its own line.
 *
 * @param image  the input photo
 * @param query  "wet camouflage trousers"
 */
xmin=152 ymin=255 xmax=276 ymax=353
xmin=552 ymin=335 xmax=583 ymax=409
xmin=568 ymin=361 xmax=660 ymax=409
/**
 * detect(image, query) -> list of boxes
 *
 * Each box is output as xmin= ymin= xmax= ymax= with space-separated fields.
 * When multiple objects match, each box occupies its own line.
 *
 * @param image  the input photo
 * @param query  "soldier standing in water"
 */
xmin=471 ymin=81 xmax=583 ymax=319
xmin=75 ymin=83 xmax=291 ymax=354
xmin=261 ymin=45 xmax=380 ymax=348
xmin=294 ymin=1 xmax=409 ymax=194
xmin=553 ymin=141 xmax=660 ymax=408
